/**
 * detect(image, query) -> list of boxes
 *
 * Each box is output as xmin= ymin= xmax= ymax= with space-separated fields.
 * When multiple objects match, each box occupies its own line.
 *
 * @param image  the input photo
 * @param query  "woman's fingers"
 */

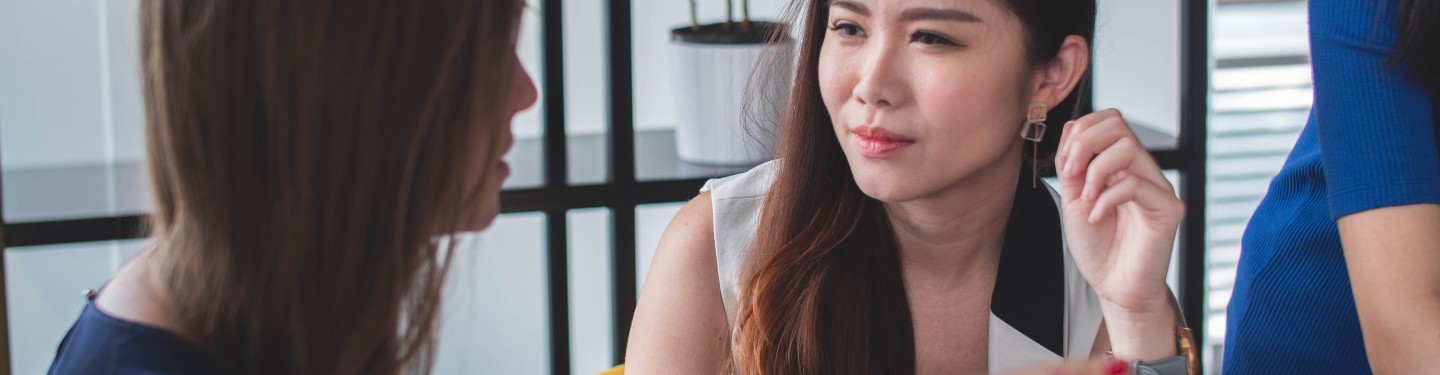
xmin=1055 ymin=121 xmax=1079 ymax=200
xmin=1057 ymin=114 xmax=1125 ymax=203
xmin=1062 ymin=115 xmax=1127 ymax=179
xmin=1088 ymin=174 xmax=1183 ymax=224
xmin=1058 ymin=109 xmax=1174 ymax=205
xmin=1080 ymin=137 xmax=1172 ymax=199
xmin=1079 ymin=137 xmax=1138 ymax=201
xmin=1057 ymin=115 xmax=1105 ymax=200
xmin=1056 ymin=120 xmax=1077 ymax=161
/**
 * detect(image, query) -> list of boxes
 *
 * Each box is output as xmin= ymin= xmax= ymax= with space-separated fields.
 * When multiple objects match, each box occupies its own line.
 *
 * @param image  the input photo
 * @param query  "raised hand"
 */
xmin=1054 ymin=109 xmax=1184 ymax=361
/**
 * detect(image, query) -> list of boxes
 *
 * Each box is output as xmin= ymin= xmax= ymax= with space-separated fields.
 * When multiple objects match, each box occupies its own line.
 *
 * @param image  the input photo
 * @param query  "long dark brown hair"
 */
xmin=731 ymin=0 xmax=1096 ymax=373
xmin=1392 ymin=0 xmax=1439 ymax=94
xmin=1390 ymin=0 xmax=1440 ymax=143
xmin=140 ymin=0 xmax=522 ymax=373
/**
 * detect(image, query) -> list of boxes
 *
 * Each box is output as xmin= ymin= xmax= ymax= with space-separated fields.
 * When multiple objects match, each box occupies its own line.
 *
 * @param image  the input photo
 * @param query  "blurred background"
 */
xmin=0 ymin=0 xmax=1309 ymax=374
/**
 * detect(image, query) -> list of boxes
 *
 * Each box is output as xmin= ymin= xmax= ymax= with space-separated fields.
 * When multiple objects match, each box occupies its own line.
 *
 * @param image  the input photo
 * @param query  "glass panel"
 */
xmin=502 ymin=5 xmax=547 ymax=190
xmin=630 ymin=0 xmax=793 ymax=181
xmin=434 ymin=213 xmax=549 ymax=374
xmin=564 ymin=0 xmax=610 ymax=186
xmin=635 ymin=202 xmax=685 ymax=295
xmin=1093 ymin=0 xmax=1182 ymax=151
xmin=1206 ymin=1 xmax=1310 ymax=372
xmin=1 ymin=0 xmax=148 ymax=222
xmin=5 ymin=239 xmax=149 ymax=374
xmin=567 ymin=208 xmax=614 ymax=375
xmin=506 ymin=1 xmax=622 ymax=188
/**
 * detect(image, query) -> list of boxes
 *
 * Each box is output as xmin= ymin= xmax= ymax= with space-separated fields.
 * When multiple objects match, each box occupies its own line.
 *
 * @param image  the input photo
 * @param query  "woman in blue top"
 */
xmin=1225 ymin=0 xmax=1440 ymax=373
xmin=46 ymin=1 xmax=536 ymax=374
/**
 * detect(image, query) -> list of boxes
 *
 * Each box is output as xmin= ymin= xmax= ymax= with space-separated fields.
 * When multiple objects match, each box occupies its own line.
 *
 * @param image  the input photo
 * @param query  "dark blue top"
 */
xmin=1224 ymin=0 xmax=1440 ymax=373
xmin=47 ymin=293 xmax=216 ymax=374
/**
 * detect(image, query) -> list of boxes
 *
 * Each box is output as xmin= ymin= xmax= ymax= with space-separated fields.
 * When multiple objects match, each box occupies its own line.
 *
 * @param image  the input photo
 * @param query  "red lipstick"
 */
xmin=852 ymin=126 xmax=915 ymax=158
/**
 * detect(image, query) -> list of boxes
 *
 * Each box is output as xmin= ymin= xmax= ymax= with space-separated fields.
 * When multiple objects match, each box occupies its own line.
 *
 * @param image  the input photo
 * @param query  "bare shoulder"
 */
xmin=661 ymin=190 xmax=717 ymax=250
xmin=625 ymin=192 xmax=729 ymax=374
xmin=639 ymin=191 xmax=718 ymax=286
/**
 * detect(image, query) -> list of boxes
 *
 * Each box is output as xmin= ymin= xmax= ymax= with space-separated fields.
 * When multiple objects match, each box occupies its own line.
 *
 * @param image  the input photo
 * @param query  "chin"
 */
xmin=472 ymin=215 xmax=499 ymax=231
xmin=856 ymin=182 xmax=924 ymax=203
xmin=476 ymin=201 xmax=502 ymax=230
xmin=458 ymin=212 xmax=498 ymax=233
xmin=851 ymin=169 xmax=926 ymax=203
xmin=457 ymin=195 xmax=502 ymax=232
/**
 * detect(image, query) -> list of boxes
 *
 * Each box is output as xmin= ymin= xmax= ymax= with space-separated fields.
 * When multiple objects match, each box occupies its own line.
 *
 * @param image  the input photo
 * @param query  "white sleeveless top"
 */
xmin=700 ymin=160 xmax=1105 ymax=373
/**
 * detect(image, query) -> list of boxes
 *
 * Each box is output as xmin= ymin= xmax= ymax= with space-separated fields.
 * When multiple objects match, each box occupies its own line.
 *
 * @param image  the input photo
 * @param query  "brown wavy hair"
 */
xmin=731 ymin=0 xmax=1096 ymax=373
xmin=140 ymin=0 xmax=523 ymax=373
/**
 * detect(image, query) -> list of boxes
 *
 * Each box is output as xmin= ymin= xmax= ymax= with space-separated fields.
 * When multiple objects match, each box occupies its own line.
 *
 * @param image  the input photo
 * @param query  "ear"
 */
xmin=1029 ymin=35 xmax=1090 ymax=108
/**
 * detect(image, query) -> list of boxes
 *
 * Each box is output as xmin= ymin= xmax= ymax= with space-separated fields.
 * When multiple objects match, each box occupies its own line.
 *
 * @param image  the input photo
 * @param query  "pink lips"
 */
xmin=497 ymin=160 xmax=510 ymax=176
xmin=852 ymin=126 xmax=916 ymax=158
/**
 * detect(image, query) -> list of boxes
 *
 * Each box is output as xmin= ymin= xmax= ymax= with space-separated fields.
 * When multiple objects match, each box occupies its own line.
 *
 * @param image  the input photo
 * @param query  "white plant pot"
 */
xmin=669 ymin=39 xmax=792 ymax=166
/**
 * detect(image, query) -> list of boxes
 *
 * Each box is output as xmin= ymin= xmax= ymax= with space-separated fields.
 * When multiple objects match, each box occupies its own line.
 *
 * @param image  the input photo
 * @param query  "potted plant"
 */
xmin=669 ymin=0 xmax=792 ymax=166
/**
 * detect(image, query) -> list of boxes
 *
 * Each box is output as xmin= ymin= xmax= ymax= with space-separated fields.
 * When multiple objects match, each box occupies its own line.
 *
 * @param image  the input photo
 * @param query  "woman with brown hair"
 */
xmin=627 ymin=0 xmax=1193 ymax=374
xmin=46 ymin=0 xmax=535 ymax=374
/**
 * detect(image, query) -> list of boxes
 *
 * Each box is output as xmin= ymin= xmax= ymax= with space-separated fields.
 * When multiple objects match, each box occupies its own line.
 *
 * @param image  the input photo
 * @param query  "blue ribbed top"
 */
xmin=1223 ymin=0 xmax=1440 ymax=373
xmin=47 ymin=301 xmax=216 ymax=374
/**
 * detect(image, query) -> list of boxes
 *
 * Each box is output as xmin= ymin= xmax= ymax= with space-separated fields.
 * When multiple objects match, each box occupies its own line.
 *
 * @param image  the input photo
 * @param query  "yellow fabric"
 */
xmin=598 ymin=364 xmax=624 ymax=375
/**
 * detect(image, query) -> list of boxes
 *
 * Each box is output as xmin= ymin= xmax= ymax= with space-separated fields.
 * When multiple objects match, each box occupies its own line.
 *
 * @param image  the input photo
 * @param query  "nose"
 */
xmin=851 ymin=43 xmax=907 ymax=109
xmin=510 ymin=54 xmax=538 ymax=115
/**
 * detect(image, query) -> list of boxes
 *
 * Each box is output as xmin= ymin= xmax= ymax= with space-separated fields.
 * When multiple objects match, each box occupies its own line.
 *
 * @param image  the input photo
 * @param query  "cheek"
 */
xmin=816 ymin=46 xmax=854 ymax=116
xmin=914 ymin=70 xmax=1022 ymax=141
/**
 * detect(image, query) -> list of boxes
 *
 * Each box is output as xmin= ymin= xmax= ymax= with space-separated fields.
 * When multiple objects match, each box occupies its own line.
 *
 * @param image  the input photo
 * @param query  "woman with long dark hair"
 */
xmin=1224 ymin=0 xmax=1440 ymax=373
xmin=627 ymin=0 xmax=1194 ymax=373
xmin=45 ymin=1 xmax=535 ymax=373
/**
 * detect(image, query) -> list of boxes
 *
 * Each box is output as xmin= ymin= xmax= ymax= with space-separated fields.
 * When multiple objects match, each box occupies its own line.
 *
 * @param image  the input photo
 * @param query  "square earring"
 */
xmin=1021 ymin=102 xmax=1048 ymax=141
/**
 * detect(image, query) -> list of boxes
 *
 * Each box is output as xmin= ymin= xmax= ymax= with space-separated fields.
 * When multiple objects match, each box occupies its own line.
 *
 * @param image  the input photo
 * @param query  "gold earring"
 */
xmin=1022 ymin=102 xmax=1048 ymax=188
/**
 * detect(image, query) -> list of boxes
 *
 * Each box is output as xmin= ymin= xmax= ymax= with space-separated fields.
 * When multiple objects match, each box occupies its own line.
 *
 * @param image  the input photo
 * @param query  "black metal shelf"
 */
xmin=0 ymin=125 xmax=1184 ymax=248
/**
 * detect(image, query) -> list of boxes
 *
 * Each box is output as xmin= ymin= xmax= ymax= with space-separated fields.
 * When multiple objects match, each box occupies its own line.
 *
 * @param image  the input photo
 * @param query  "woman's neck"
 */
xmin=883 ymin=168 xmax=1019 ymax=287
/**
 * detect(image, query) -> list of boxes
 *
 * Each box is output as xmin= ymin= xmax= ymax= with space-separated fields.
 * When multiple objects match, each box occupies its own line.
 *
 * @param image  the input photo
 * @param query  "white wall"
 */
xmin=0 ymin=0 xmax=144 ymax=171
xmin=629 ymin=0 xmax=792 ymax=133
xmin=1093 ymin=0 xmax=1183 ymax=136
xmin=103 ymin=0 xmax=146 ymax=163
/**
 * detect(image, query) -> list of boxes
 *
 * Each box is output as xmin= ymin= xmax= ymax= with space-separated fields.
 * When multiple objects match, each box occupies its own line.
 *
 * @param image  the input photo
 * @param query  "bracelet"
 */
xmin=1176 ymin=324 xmax=1199 ymax=375
xmin=1106 ymin=325 xmax=1199 ymax=375
xmin=1132 ymin=355 xmax=1187 ymax=375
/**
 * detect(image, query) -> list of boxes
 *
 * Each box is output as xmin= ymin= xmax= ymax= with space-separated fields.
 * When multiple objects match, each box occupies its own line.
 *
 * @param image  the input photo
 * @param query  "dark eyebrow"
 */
xmin=828 ymin=1 xmax=982 ymax=24
xmin=828 ymin=0 xmax=870 ymax=17
xmin=900 ymin=8 xmax=983 ymax=23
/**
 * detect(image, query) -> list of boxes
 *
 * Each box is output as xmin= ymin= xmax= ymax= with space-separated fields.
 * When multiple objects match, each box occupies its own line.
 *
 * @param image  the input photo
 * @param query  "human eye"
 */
xmin=909 ymin=30 xmax=959 ymax=47
xmin=828 ymin=20 xmax=866 ymax=39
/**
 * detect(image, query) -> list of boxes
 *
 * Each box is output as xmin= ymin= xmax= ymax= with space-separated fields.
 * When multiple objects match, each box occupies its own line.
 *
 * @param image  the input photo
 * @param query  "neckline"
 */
xmin=84 ymin=282 xmax=203 ymax=350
